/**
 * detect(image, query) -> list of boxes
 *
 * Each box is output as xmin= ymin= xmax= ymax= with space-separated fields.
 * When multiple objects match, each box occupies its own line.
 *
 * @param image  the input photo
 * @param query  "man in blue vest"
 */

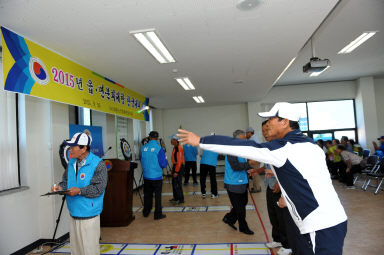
xmin=55 ymin=132 xmax=108 ymax=255
xmin=200 ymin=137 xmax=219 ymax=198
xmin=141 ymin=131 xmax=168 ymax=220
xmin=223 ymin=129 xmax=254 ymax=235
xmin=183 ymin=144 xmax=198 ymax=186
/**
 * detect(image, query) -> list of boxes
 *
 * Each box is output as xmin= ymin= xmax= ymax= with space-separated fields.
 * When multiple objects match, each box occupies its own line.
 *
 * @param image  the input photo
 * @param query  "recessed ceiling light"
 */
xmin=338 ymin=31 xmax=377 ymax=54
xmin=175 ymin=77 xmax=195 ymax=90
xmin=193 ymin=96 xmax=205 ymax=104
xmin=309 ymin=66 xmax=330 ymax=77
xmin=130 ymin=29 xmax=176 ymax=64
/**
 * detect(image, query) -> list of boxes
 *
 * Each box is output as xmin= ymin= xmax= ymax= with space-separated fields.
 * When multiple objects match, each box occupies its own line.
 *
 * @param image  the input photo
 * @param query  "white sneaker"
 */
xmin=202 ymin=193 xmax=206 ymax=199
xmin=211 ymin=194 xmax=218 ymax=199
xmin=277 ymin=247 xmax=292 ymax=255
xmin=265 ymin=242 xmax=282 ymax=249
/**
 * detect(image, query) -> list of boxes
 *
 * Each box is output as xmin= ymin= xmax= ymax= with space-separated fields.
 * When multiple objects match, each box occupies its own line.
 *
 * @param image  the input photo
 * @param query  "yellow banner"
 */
xmin=1 ymin=27 xmax=149 ymax=121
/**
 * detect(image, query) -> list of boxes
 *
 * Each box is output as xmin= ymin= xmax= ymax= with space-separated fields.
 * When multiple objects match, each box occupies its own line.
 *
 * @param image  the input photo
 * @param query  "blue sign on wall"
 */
xmin=69 ymin=124 xmax=104 ymax=157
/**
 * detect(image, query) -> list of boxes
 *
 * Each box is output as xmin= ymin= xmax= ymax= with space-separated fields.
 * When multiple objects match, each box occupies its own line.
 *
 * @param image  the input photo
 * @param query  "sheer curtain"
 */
xmin=0 ymin=89 xmax=19 ymax=191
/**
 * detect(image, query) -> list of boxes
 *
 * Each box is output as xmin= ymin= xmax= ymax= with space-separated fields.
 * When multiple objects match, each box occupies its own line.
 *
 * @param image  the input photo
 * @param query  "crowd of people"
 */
xmin=316 ymin=135 xmax=382 ymax=189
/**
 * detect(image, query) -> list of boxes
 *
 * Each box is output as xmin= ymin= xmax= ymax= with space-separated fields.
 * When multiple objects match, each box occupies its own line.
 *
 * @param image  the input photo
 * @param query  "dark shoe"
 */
xmin=169 ymin=198 xmax=177 ymax=202
xmin=175 ymin=200 xmax=184 ymax=204
xmin=154 ymin=214 xmax=166 ymax=220
xmin=222 ymin=217 xmax=237 ymax=230
xmin=193 ymin=182 xmax=198 ymax=186
xmin=254 ymin=188 xmax=262 ymax=193
xmin=143 ymin=211 xmax=150 ymax=217
xmin=184 ymin=182 xmax=189 ymax=186
xmin=240 ymin=228 xmax=254 ymax=235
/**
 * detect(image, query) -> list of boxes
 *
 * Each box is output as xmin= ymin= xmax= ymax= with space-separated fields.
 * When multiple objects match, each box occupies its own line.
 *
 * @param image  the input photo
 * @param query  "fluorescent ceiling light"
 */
xmin=273 ymin=57 xmax=296 ymax=85
xmin=131 ymin=30 xmax=176 ymax=63
xmin=338 ymin=31 xmax=377 ymax=54
xmin=175 ymin=77 xmax=195 ymax=90
xmin=193 ymin=96 xmax=205 ymax=103
xmin=309 ymin=66 xmax=330 ymax=77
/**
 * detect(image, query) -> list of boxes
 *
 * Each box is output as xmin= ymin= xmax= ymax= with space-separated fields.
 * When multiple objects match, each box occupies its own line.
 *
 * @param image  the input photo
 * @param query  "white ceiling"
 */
xmin=276 ymin=0 xmax=384 ymax=86
xmin=0 ymin=0 xmax=343 ymax=108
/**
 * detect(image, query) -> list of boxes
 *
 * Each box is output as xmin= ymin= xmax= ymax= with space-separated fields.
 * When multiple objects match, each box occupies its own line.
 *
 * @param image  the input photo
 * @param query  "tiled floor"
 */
xmin=37 ymin=174 xmax=384 ymax=254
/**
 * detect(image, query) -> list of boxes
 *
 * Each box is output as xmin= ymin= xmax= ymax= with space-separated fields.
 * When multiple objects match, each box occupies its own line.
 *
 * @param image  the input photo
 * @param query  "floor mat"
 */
xmin=51 ymin=242 xmax=271 ymax=255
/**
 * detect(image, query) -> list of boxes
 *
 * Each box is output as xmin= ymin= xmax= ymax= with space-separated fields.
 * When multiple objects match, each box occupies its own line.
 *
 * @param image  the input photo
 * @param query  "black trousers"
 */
xmin=339 ymin=162 xmax=362 ymax=186
xmin=266 ymin=187 xmax=289 ymax=248
xmin=200 ymin=164 xmax=217 ymax=195
xmin=225 ymin=189 xmax=249 ymax=231
xmin=172 ymin=165 xmax=184 ymax=202
xmin=143 ymin=179 xmax=163 ymax=218
xmin=184 ymin=161 xmax=198 ymax=184
xmin=284 ymin=210 xmax=347 ymax=255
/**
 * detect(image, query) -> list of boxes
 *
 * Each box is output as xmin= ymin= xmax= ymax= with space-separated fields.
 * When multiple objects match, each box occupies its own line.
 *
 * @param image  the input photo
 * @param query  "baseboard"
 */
xmin=10 ymin=232 xmax=69 ymax=255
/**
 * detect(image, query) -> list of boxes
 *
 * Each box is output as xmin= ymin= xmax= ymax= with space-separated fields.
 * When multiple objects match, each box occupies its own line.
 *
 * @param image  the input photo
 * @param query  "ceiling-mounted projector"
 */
xmin=303 ymin=57 xmax=330 ymax=73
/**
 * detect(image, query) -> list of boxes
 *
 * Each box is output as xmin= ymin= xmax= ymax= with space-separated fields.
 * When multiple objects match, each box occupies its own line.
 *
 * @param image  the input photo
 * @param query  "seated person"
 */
xmin=336 ymin=145 xmax=363 ymax=189
xmin=372 ymin=136 xmax=384 ymax=157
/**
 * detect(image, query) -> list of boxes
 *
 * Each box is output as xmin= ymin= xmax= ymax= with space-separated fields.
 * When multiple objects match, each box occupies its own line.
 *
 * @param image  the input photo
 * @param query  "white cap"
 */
xmin=65 ymin=132 xmax=92 ymax=146
xmin=258 ymin=102 xmax=300 ymax=122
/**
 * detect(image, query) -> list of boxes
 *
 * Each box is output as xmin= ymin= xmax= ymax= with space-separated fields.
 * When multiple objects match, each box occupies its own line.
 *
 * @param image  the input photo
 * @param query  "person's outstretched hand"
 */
xmin=177 ymin=129 xmax=201 ymax=146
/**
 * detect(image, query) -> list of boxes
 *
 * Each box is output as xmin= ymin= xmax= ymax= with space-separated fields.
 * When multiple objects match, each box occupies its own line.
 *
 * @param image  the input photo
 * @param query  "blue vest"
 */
xmin=141 ymin=140 xmax=163 ymax=180
xmin=66 ymin=152 xmax=104 ymax=218
xmin=183 ymin=144 xmax=197 ymax=162
xmin=201 ymin=150 xmax=219 ymax=167
xmin=224 ymin=156 xmax=249 ymax=185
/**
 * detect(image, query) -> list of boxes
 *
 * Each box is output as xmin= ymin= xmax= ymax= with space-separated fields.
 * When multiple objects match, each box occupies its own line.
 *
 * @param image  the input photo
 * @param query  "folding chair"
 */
xmin=354 ymin=155 xmax=378 ymax=185
xmin=362 ymin=159 xmax=384 ymax=192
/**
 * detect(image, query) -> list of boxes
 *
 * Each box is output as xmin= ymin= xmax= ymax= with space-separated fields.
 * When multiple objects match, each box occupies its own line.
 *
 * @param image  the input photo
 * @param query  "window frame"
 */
xmin=294 ymin=99 xmax=358 ymax=143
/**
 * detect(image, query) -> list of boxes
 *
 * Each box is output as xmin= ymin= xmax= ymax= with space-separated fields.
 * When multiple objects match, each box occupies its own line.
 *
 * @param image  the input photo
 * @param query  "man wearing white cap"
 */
xmin=53 ymin=132 xmax=108 ymax=255
xmin=177 ymin=102 xmax=347 ymax=255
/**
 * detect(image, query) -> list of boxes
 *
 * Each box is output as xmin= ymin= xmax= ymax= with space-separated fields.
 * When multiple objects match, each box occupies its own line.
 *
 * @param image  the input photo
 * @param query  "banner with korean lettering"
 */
xmin=1 ymin=27 xmax=149 ymax=121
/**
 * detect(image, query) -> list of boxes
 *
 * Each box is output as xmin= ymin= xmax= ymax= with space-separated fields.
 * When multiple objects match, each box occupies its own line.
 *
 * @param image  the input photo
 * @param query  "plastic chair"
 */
xmin=362 ymin=149 xmax=370 ymax=159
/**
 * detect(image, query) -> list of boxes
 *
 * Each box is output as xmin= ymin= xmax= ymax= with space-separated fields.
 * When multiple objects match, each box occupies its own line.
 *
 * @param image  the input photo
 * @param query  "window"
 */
xmin=307 ymin=100 xmax=355 ymax=131
xmin=78 ymin=107 xmax=92 ymax=126
xmin=293 ymin=103 xmax=308 ymax=131
xmin=292 ymin=100 xmax=357 ymax=143
xmin=0 ymin=91 xmax=19 ymax=191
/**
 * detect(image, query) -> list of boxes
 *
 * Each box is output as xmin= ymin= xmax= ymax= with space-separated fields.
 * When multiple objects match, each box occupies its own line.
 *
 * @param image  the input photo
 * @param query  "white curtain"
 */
xmin=0 ymin=89 xmax=19 ymax=191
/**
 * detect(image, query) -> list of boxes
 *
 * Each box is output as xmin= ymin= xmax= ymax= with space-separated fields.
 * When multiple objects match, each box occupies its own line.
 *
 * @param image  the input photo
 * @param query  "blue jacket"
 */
xmin=224 ymin=156 xmax=248 ymax=185
xmin=183 ymin=144 xmax=198 ymax=162
xmin=199 ymin=130 xmax=347 ymax=234
xmin=141 ymin=140 xmax=168 ymax=180
xmin=66 ymin=152 xmax=104 ymax=218
xmin=200 ymin=150 xmax=219 ymax=167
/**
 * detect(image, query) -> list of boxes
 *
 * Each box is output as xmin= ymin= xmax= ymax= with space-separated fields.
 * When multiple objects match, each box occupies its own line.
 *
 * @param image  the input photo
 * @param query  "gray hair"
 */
xmin=233 ymin=129 xmax=245 ymax=138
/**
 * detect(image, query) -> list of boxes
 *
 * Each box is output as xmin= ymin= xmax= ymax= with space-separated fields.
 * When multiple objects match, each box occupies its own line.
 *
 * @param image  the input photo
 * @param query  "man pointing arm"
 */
xmin=178 ymin=102 xmax=348 ymax=255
